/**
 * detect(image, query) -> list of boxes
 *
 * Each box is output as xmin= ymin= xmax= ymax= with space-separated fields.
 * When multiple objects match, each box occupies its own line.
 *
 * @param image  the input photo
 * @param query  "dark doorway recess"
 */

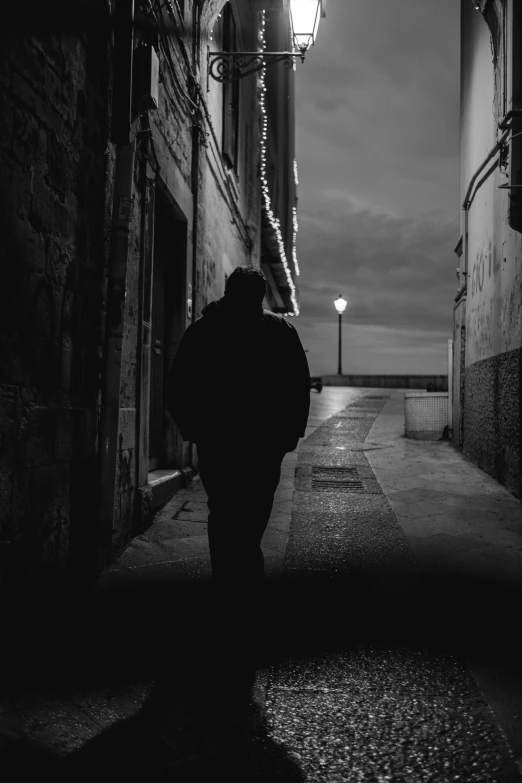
xmin=149 ymin=191 xmax=187 ymax=471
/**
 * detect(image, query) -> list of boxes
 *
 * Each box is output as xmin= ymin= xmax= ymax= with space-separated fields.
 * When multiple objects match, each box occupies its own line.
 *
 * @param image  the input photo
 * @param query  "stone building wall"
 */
xmin=111 ymin=0 xmax=264 ymax=550
xmin=0 ymin=0 xmax=271 ymax=584
xmin=0 ymin=18 xmax=112 ymax=584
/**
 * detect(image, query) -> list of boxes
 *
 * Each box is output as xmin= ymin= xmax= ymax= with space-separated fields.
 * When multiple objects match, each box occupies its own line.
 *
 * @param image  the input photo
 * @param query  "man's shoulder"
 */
xmin=186 ymin=309 xmax=216 ymax=333
xmin=185 ymin=307 xmax=296 ymax=338
xmin=261 ymin=310 xmax=295 ymax=331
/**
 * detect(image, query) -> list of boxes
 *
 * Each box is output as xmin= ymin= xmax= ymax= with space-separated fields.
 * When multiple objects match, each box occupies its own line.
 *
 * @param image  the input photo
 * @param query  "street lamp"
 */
xmin=208 ymin=0 xmax=326 ymax=84
xmin=334 ymin=294 xmax=347 ymax=376
xmin=289 ymin=0 xmax=326 ymax=53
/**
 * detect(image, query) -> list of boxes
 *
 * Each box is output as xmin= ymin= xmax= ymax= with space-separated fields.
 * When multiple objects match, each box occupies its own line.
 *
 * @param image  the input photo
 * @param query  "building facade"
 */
xmin=453 ymin=0 xmax=521 ymax=497
xmin=0 ymin=0 xmax=301 ymax=586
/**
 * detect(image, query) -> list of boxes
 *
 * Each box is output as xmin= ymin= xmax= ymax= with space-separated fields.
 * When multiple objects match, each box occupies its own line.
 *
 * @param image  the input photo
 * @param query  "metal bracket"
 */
xmin=208 ymin=50 xmax=305 ymax=84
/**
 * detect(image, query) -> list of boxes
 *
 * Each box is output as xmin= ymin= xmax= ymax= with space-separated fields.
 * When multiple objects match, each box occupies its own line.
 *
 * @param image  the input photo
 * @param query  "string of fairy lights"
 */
xmin=292 ymin=159 xmax=300 ymax=275
xmin=292 ymin=207 xmax=300 ymax=277
xmin=258 ymin=10 xmax=300 ymax=317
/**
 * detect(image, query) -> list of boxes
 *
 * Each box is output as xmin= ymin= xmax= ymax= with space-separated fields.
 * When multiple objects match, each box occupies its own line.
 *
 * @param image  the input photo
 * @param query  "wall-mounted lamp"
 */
xmin=208 ymin=0 xmax=326 ymax=84
xmin=289 ymin=0 xmax=325 ymax=52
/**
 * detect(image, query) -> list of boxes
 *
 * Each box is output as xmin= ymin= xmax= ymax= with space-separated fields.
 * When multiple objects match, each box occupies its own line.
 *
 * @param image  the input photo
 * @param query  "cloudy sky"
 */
xmin=291 ymin=0 xmax=460 ymax=377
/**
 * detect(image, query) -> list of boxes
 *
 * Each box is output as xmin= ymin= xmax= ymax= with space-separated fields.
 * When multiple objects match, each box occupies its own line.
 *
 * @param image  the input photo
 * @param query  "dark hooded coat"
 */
xmin=167 ymin=298 xmax=311 ymax=448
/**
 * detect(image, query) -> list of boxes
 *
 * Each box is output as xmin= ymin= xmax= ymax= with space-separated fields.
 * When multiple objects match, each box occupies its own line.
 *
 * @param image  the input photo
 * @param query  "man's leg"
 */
xmin=196 ymin=443 xmax=287 ymax=696
xmin=240 ymin=446 xmax=286 ymax=583
xmin=197 ymin=443 xmax=286 ymax=587
xmin=195 ymin=443 xmax=232 ymax=582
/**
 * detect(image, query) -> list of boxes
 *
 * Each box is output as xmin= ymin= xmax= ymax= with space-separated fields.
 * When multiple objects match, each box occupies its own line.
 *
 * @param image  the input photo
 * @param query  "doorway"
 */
xmin=148 ymin=191 xmax=187 ymax=471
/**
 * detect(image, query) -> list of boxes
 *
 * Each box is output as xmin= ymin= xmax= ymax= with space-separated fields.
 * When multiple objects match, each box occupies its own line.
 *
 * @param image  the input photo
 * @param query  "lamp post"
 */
xmin=334 ymin=294 xmax=347 ymax=376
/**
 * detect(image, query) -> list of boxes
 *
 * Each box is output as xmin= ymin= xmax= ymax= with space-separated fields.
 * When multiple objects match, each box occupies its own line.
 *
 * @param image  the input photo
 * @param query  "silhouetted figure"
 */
xmin=167 ymin=266 xmax=310 ymax=596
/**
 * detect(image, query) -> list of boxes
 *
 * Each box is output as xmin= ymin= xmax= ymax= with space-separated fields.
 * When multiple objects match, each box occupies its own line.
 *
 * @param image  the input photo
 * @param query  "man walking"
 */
xmin=167 ymin=265 xmax=310 ymax=595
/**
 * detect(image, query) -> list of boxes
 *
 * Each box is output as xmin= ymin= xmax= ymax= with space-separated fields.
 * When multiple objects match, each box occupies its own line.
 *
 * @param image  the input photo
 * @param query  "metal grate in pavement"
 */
xmin=311 ymin=466 xmax=365 ymax=493
xmin=312 ymin=466 xmax=360 ymax=478
xmin=312 ymin=479 xmax=366 ymax=493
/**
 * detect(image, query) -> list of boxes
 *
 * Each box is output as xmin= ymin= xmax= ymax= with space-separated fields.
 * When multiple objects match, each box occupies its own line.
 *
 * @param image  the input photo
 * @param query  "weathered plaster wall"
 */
xmin=112 ymin=8 xmax=198 ymax=547
xmin=459 ymin=0 xmax=522 ymax=496
xmin=113 ymin=0 xmax=263 ymax=548
xmin=197 ymin=0 xmax=262 ymax=316
xmin=460 ymin=1 xmax=496 ymax=202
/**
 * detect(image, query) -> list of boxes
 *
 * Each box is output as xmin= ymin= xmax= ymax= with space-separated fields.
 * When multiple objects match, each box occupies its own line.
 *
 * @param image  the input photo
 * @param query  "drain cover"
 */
xmin=312 ymin=466 xmax=360 ymax=478
xmin=311 ymin=466 xmax=365 ymax=492
xmin=312 ymin=479 xmax=365 ymax=493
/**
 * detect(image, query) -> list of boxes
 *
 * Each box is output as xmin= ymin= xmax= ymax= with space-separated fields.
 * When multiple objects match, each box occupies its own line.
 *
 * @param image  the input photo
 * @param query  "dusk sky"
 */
xmin=291 ymin=0 xmax=461 ymax=377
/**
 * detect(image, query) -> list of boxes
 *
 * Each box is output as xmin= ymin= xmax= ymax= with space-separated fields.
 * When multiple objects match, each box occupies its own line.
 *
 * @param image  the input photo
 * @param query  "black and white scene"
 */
xmin=1 ymin=0 xmax=522 ymax=780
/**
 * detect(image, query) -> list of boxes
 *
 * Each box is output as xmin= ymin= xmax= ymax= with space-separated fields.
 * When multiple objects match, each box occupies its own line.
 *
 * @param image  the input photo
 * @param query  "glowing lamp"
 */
xmin=290 ymin=0 xmax=326 ymax=53
xmin=209 ymin=0 xmax=326 ymax=84
xmin=334 ymin=295 xmax=347 ymax=314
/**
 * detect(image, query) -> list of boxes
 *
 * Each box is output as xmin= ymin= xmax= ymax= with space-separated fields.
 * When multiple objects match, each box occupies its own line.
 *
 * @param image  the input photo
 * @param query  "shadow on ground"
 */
xmin=1 ymin=562 xmax=521 ymax=781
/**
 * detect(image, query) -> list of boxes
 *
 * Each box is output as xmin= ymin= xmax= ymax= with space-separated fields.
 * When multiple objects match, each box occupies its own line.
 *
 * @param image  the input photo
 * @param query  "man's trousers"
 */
xmin=196 ymin=442 xmax=286 ymax=588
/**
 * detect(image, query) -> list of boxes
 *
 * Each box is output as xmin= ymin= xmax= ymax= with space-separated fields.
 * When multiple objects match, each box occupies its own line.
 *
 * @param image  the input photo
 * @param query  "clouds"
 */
xmin=293 ymin=0 xmax=460 ymax=376
xmin=295 ymin=0 xmax=460 ymax=215
xmin=296 ymin=195 xmax=457 ymax=329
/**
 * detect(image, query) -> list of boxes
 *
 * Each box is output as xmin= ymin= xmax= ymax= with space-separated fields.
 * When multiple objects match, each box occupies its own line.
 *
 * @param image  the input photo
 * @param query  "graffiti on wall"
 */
xmin=470 ymin=240 xmax=497 ymax=298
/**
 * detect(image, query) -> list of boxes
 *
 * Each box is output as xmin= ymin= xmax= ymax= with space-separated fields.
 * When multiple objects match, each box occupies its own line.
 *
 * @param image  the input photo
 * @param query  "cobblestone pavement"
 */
xmin=1 ymin=388 xmax=521 ymax=782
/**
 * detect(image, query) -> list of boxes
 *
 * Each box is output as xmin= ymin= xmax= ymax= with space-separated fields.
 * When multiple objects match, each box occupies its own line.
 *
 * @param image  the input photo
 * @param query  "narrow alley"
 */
xmin=1 ymin=2 xmax=521 ymax=780
xmin=1 ymin=387 xmax=521 ymax=782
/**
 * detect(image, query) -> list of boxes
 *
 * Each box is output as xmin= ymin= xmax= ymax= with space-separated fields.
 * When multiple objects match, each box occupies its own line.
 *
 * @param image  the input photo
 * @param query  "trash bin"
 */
xmin=404 ymin=392 xmax=448 ymax=440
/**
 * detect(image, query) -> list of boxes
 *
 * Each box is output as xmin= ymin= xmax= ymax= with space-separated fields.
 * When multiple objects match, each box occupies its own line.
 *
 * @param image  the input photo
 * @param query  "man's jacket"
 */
xmin=167 ymin=298 xmax=311 ymax=447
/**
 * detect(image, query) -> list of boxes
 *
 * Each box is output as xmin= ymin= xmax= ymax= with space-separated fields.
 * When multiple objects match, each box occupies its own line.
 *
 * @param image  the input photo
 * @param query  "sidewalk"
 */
xmin=99 ymin=386 xmax=365 ymax=589
xmin=367 ymin=391 xmax=522 ymax=582
xmin=366 ymin=390 xmax=522 ymax=771
xmin=1 ymin=387 xmax=521 ymax=781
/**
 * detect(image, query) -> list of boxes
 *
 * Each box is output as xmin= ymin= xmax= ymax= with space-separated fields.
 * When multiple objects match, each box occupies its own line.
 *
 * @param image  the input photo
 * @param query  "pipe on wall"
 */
xmin=507 ymin=0 xmax=522 ymax=233
xmin=460 ymin=127 xmax=511 ymax=281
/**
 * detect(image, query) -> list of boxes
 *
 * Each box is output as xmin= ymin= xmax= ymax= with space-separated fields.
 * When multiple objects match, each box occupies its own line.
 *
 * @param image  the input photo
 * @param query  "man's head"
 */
xmin=224 ymin=265 xmax=267 ymax=308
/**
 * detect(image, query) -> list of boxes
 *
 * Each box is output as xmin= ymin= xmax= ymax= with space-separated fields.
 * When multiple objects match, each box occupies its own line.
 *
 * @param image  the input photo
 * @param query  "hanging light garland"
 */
xmin=293 ymin=158 xmax=299 ymax=187
xmin=292 ymin=206 xmax=300 ymax=277
xmin=292 ymin=162 xmax=299 ymax=275
xmin=258 ymin=11 xmax=300 ymax=316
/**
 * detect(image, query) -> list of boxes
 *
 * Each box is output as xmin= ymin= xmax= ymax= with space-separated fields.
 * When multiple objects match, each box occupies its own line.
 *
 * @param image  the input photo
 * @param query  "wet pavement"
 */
xmin=1 ymin=388 xmax=521 ymax=781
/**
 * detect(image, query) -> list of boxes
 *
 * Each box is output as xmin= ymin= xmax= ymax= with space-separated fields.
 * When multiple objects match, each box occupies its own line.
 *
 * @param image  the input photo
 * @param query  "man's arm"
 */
xmin=287 ymin=323 xmax=311 ymax=438
xmin=166 ymin=323 xmax=200 ymax=442
xmin=275 ymin=322 xmax=310 ymax=452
